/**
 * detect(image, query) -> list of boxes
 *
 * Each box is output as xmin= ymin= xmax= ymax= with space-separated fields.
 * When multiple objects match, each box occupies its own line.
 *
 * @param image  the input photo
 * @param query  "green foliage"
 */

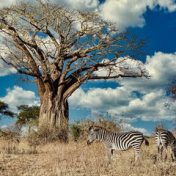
xmin=16 ymin=105 xmax=39 ymax=130
xmin=70 ymin=123 xmax=82 ymax=141
xmin=0 ymin=101 xmax=8 ymax=112
xmin=0 ymin=101 xmax=15 ymax=117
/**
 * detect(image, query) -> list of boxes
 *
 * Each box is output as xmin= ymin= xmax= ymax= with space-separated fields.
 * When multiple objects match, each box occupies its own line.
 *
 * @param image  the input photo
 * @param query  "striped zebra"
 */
xmin=87 ymin=126 xmax=149 ymax=163
xmin=155 ymin=128 xmax=176 ymax=161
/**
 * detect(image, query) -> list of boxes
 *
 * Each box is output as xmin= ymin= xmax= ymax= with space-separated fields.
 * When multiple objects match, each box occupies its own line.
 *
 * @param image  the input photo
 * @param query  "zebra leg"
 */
xmin=157 ymin=146 xmax=160 ymax=154
xmin=160 ymin=146 xmax=163 ymax=160
xmin=133 ymin=146 xmax=141 ymax=162
xmin=171 ymin=152 xmax=175 ymax=161
xmin=135 ymin=151 xmax=141 ymax=162
xmin=171 ymin=145 xmax=176 ymax=161
xmin=163 ymin=147 xmax=168 ymax=161
xmin=157 ymin=145 xmax=164 ymax=161
xmin=157 ymin=146 xmax=160 ymax=161
xmin=104 ymin=143 xmax=113 ymax=165
xmin=107 ymin=149 xmax=113 ymax=164
xmin=105 ymin=146 xmax=113 ymax=165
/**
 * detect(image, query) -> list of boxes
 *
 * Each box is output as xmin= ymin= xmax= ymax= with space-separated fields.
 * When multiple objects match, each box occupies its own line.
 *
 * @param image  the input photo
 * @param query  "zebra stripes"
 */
xmin=155 ymin=128 xmax=176 ymax=161
xmin=87 ymin=126 xmax=149 ymax=163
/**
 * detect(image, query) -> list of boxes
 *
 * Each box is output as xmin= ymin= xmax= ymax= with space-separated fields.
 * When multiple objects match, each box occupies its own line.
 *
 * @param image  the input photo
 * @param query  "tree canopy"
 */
xmin=0 ymin=0 xmax=148 ymax=140
xmin=0 ymin=101 xmax=15 ymax=117
xmin=0 ymin=1 xmax=147 ymax=100
xmin=16 ymin=105 xmax=39 ymax=129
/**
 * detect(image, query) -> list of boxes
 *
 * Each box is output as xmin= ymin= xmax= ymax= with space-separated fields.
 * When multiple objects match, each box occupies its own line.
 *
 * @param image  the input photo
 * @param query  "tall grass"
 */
xmin=0 ymin=137 xmax=176 ymax=176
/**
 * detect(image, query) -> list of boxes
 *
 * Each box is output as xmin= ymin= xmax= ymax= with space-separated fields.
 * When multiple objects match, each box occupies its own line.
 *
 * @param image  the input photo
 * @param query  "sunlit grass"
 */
xmin=0 ymin=138 xmax=176 ymax=176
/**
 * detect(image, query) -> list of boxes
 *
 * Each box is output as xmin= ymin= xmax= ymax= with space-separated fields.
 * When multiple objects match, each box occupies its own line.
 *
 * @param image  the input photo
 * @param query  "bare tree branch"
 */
xmin=0 ymin=1 xmax=148 ymax=100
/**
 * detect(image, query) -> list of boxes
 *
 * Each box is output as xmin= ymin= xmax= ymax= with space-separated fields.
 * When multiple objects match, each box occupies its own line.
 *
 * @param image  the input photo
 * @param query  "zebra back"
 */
xmin=155 ymin=128 xmax=176 ymax=146
xmin=87 ymin=126 xmax=148 ymax=149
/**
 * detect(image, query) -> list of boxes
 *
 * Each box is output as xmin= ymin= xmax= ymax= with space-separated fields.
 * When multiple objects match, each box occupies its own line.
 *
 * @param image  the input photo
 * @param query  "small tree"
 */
xmin=0 ymin=1 xmax=148 ymax=141
xmin=70 ymin=123 xmax=82 ymax=141
xmin=0 ymin=100 xmax=15 ymax=117
xmin=16 ymin=105 xmax=39 ymax=133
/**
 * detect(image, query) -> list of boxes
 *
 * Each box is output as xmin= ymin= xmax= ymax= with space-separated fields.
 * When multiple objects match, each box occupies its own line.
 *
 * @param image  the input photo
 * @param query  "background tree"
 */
xmin=16 ymin=105 xmax=39 ymax=134
xmin=0 ymin=101 xmax=15 ymax=117
xmin=0 ymin=1 xmax=148 ymax=141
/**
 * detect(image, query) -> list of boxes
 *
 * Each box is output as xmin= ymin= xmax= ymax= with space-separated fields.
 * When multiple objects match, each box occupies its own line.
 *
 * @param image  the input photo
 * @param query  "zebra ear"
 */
xmin=89 ymin=122 xmax=95 ymax=131
xmin=94 ymin=128 xmax=100 ymax=132
xmin=93 ymin=126 xmax=101 ymax=132
xmin=89 ymin=126 xmax=93 ymax=131
xmin=171 ymin=140 xmax=176 ymax=145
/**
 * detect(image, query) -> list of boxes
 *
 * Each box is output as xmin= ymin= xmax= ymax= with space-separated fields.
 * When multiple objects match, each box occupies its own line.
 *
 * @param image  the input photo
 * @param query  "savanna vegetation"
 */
xmin=0 ymin=100 xmax=176 ymax=175
xmin=0 ymin=1 xmax=176 ymax=176
xmin=0 ymin=117 xmax=176 ymax=176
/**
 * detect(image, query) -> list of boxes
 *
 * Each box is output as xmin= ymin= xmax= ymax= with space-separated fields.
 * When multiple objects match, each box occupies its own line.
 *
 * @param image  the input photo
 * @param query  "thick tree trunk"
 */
xmin=38 ymin=92 xmax=69 ymax=142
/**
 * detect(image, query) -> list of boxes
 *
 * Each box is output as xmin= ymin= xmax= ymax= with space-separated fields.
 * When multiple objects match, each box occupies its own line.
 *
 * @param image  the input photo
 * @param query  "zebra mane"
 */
xmin=155 ymin=127 xmax=166 ymax=132
xmin=89 ymin=125 xmax=105 ymax=131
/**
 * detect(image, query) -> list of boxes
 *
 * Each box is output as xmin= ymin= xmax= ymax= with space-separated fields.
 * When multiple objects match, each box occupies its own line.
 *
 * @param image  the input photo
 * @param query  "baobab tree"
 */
xmin=0 ymin=1 xmax=148 ymax=141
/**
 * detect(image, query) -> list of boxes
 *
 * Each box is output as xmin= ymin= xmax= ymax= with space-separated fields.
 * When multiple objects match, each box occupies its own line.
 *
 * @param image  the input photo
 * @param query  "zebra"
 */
xmin=87 ymin=126 xmax=149 ymax=163
xmin=155 ymin=128 xmax=176 ymax=161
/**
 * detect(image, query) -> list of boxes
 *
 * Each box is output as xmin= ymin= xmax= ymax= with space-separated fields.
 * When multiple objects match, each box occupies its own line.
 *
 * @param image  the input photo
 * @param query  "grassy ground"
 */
xmin=0 ymin=138 xmax=176 ymax=176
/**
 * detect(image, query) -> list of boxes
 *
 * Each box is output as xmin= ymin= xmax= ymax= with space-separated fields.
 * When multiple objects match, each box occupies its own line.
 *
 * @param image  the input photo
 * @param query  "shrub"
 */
xmin=96 ymin=118 xmax=121 ymax=133
xmin=0 ymin=128 xmax=20 ymax=154
xmin=27 ymin=126 xmax=69 ymax=147
xmin=70 ymin=123 xmax=82 ymax=141
xmin=69 ymin=117 xmax=121 ymax=142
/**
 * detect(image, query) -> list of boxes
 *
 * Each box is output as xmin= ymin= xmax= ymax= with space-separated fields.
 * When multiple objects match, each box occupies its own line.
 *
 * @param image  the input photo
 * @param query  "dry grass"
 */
xmin=0 ymin=138 xmax=176 ymax=176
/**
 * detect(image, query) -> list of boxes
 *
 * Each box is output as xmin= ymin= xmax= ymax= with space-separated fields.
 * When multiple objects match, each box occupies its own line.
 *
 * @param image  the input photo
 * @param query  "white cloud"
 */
xmin=0 ymin=86 xmax=39 ymax=112
xmin=156 ymin=0 xmax=176 ymax=12
xmin=69 ymin=52 xmax=176 ymax=122
xmin=52 ymin=0 xmax=99 ymax=10
xmin=69 ymin=87 xmax=175 ymax=121
xmin=0 ymin=0 xmax=16 ymax=8
xmin=99 ymin=0 xmax=148 ymax=31
xmin=0 ymin=0 xmax=175 ymax=30
xmin=69 ymin=86 xmax=132 ymax=110
xmin=99 ymin=0 xmax=176 ymax=31
xmin=0 ymin=32 xmax=17 ymax=76
xmin=94 ymin=57 xmax=148 ymax=78
xmin=120 ymin=52 xmax=176 ymax=92
xmin=0 ymin=0 xmax=99 ymax=10
xmin=0 ymin=59 xmax=16 ymax=76
xmin=120 ymin=122 xmax=148 ymax=135
xmin=0 ymin=125 xmax=8 ymax=129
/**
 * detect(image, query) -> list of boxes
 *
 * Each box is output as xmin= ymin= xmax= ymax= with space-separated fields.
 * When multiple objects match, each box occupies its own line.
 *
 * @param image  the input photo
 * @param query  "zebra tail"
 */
xmin=144 ymin=137 xmax=149 ymax=146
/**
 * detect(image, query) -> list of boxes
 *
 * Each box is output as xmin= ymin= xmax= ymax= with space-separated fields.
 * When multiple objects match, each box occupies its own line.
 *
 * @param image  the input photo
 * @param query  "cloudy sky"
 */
xmin=0 ymin=0 xmax=176 ymax=134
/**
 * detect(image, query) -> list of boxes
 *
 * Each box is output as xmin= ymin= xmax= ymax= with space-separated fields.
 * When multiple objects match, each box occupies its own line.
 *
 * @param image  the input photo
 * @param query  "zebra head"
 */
xmin=87 ymin=126 xmax=101 ymax=145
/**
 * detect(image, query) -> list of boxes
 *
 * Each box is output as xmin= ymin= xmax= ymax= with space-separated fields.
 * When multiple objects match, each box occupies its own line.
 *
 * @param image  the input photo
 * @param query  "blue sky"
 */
xmin=0 ymin=0 xmax=176 ymax=134
xmin=131 ymin=8 xmax=176 ymax=55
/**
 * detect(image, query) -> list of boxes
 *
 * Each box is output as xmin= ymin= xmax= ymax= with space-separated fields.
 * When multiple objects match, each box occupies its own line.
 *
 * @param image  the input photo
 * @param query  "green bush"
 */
xmin=70 ymin=124 xmax=82 ymax=141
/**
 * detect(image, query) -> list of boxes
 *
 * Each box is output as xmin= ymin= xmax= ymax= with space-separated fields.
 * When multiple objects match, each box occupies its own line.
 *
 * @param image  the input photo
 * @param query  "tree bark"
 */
xmin=38 ymin=89 xmax=69 ymax=142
